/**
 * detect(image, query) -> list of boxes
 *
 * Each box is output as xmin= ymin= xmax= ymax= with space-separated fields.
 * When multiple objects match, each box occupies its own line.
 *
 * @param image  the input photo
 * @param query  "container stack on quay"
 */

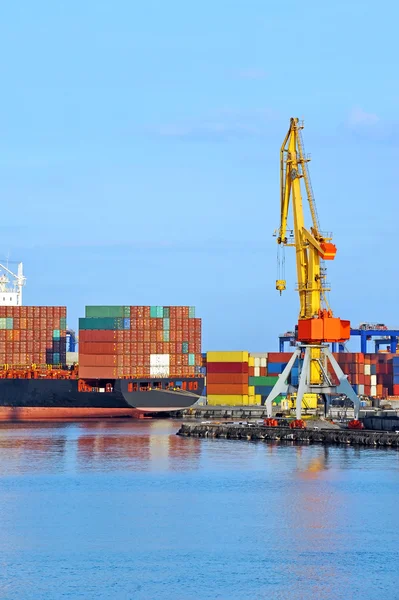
xmin=248 ymin=352 xmax=278 ymax=406
xmin=0 ymin=306 xmax=67 ymax=367
xmin=206 ymin=351 xmax=256 ymax=405
xmin=79 ymin=306 xmax=202 ymax=379
xmin=333 ymin=352 xmax=396 ymax=398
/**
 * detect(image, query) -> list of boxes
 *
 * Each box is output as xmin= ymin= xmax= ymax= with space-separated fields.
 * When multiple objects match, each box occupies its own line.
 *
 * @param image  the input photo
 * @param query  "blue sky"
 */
xmin=0 ymin=0 xmax=396 ymax=351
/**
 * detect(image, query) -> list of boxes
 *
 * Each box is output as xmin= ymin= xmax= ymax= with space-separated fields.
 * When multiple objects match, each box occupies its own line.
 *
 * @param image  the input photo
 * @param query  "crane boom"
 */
xmin=276 ymin=118 xmax=349 ymax=344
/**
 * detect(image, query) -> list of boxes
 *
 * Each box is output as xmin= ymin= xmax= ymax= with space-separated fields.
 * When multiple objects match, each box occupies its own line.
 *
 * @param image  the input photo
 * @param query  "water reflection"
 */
xmin=0 ymin=420 xmax=202 ymax=475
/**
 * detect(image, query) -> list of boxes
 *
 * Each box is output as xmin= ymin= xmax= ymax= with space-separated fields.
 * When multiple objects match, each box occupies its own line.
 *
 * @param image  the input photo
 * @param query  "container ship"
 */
xmin=0 ymin=262 xmax=204 ymax=420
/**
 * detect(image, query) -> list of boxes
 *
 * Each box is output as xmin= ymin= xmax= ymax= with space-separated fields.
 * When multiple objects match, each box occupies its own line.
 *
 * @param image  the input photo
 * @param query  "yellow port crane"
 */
xmin=266 ymin=118 xmax=359 ymax=421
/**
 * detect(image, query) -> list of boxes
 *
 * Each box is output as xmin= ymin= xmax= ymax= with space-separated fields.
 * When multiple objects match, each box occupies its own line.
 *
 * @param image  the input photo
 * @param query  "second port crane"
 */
xmin=266 ymin=118 xmax=359 ymax=420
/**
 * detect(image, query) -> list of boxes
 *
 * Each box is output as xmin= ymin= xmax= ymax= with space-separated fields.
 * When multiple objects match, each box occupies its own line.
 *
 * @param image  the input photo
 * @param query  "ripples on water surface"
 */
xmin=0 ymin=420 xmax=398 ymax=599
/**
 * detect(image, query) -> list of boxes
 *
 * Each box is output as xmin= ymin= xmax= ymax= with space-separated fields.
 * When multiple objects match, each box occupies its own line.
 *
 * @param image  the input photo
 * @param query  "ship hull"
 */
xmin=0 ymin=377 xmax=204 ymax=420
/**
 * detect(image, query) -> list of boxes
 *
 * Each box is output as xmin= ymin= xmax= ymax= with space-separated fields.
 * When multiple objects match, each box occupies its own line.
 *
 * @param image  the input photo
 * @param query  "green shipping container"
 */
xmin=163 ymin=331 xmax=170 ymax=342
xmin=163 ymin=307 xmax=170 ymax=318
xmin=189 ymin=306 xmax=195 ymax=318
xmin=249 ymin=376 xmax=279 ymax=386
xmin=60 ymin=317 xmax=67 ymax=329
xmin=123 ymin=306 xmax=130 ymax=317
xmin=188 ymin=353 xmax=195 ymax=366
xmin=85 ymin=306 xmax=125 ymax=318
xmin=53 ymin=329 xmax=60 ymax=340
xmin=0 ymin=318 xmax=6 ymax=330
xmin=150 ymin=306 xmax=163 ymax=318
xmin=182 ymin=342 xmax=189 ymax=354
xmin=79 ymin=317 xmax=125 ymax=330
xmin=6 ymin=318 xmax=13 ymax=330
xmin=163 ymin=318 xmax=170 ymax=330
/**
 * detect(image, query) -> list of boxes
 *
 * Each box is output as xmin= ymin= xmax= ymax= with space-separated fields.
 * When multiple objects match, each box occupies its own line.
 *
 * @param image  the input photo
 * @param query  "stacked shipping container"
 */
xmin=333 ymin=353 xmax=395 ymax=398
xmin=78 ymin=306 xmax=202 ymax=379
xmin=248 ymin=352 xmax=277 ymax=406
xmin=206 ymin=351 xmax=253 ymax=405
xmin=0 ymin=306 xmax=67 ymax=367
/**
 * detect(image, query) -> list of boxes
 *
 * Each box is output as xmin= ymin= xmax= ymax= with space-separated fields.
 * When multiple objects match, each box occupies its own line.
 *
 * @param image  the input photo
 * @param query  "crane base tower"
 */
xmin=266 ymin=344 xmax=360 ymax=420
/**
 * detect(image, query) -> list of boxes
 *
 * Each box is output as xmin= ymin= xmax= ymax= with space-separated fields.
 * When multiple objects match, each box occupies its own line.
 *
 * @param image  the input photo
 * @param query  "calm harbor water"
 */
xmin=0 ymin=420 xmax=398 ymax=600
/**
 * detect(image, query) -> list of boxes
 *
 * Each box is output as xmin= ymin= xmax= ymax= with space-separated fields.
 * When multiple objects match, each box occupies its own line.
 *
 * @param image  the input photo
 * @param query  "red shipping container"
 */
xmin=79 ymin=330 xmax=117 ymax=343
xmin=150 ymin=331 xmax=157 ymax=342
xmin=144 ymin=342 xmax=151 ymax=355
xmin=137 ymin=331 xmax=144 ymax=343
xmin=80 ymin=342 xmax=117 ymax=354
xmin=267 ymin=352 xmax=293 ymax=363
xmin=137 ymin=343 xmax=144 ymax=355
xmin=393 ymin=385 xmax=399 ymax=396
xmin=206 ymin=362 xmax=249 ymax=374
xmin=176 ymin=330 xmax=183 ymax=342
xmin=156 ymin=342 xmax=164 ymax=354
xmin=207 ymin=373 xmax=248 ymax=384
xmin=260 ymin=367 xmax=267 ymax=376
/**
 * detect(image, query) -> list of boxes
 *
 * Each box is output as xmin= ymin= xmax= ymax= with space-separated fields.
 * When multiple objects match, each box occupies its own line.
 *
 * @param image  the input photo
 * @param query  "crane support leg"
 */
xmin=266 ymin=348 xmax=301 ymax=416
xmin=266 ymin=344 xmax=360 ymax=419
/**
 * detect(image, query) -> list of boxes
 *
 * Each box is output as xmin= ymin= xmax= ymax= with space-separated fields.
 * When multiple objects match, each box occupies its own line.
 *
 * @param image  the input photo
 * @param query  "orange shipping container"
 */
xmin=207 ymin=383 xmax=249 ymax=395
xmin=79 ymin=366 xmax=117 ymax=379
xmin=79 ymin=354 xmax=118 ymax=367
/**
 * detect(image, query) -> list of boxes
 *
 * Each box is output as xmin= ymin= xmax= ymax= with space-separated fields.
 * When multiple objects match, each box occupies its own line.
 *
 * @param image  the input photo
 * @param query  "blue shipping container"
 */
xmin=255 ymin=385 xmax=274 ymax=395
xmin=267 ymin=362 xmax=287 ymax=375
xmin=123 ymin=318 xmax=130 ymax=330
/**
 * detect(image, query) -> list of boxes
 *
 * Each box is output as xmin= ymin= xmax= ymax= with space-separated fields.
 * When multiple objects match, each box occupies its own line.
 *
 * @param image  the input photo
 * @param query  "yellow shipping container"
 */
xmin=248 ymin=386 xmax=255 ymax=395
xmin=206 ymin=351 xmax=249 ymax=363
xmin=248 ymin=394 xmax=262 ymax=405
xmin=207 ymin=394 xmax=248 ymax=406
xmin=248 ymin=356 xmax=255 ymax=367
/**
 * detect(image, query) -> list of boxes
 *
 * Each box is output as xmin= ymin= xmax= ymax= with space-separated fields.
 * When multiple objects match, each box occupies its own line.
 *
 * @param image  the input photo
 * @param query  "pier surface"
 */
xmin=177 ymin=423 xmax=399 ymax=448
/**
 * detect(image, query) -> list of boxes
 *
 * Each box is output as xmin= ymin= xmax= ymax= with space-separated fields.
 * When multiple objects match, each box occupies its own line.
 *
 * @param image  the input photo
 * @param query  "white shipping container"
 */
xmin=254 ymin=367 xmax=260 ymax=377
xmin=150 ymin=366 xmax=170 ymax=377
xmin=364 ymin=364 xmax=371 ymax=376
xmin=358 ymin=384 xmax=365 ymax=395
xmin=370 ymin=375 xmax=377 ymax=386
xmin=150 ymin=354 xmax=170 ymax=367
xmin=370 ymin=385 xmax=377 ymax=397
xmin=254 ymin=357 xmax=260 ymax=368
xmin=260 ymin=358 xmax=267 ymax=368
xmin=249 ymin=352 xmax=268 ymax=358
